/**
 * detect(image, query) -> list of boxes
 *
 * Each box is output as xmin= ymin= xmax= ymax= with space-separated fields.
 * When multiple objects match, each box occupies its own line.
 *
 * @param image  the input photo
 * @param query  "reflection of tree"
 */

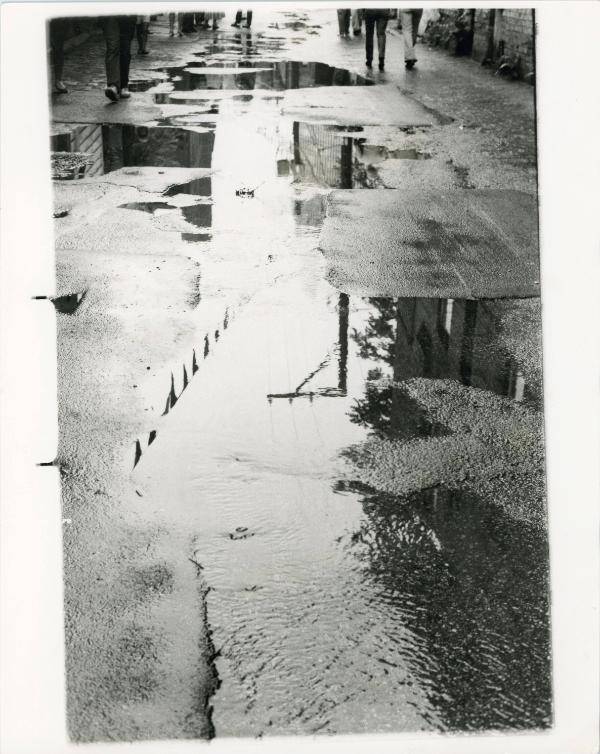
xmin=352 ymin=298 xmax=396 ymax=362
xmin=341 ymin=481 xmax=552 ymax=731
xmin=350 ymin=299 xmax=436 ymax=439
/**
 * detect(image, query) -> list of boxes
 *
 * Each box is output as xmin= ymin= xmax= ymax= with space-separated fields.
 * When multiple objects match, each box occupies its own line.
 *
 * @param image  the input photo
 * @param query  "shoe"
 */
xmin=379 ymin=59 xmax=385 ymax=71
xmin=54 ymin=80 xmax=68 ymax=94
xmin=104 ymin=85 xmax=119 ymax=102
xmin=353 ymin=29 xmax=361 ymax=36
xmin=244 ymin=23 xmax=251 ymax=28
xmin=231 ymin=22 xmax=240 ymax=27
xmin=120 ymin=87 xmax=131 ymax=99
xmin=366 ymin=60 xmax=372 ymax=68
xmin=169 ymin=30 xmax=174 ymax=36
xmin=405 ymin=59 xmax=416 ymax=70
xmin=140 ymin=49 xmax=149 ymax=55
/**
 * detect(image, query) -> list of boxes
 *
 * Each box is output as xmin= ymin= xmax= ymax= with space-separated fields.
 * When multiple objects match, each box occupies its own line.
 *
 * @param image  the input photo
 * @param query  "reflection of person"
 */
xmin=136 ymin=15 xmax=150 ymax=55
xmin=363 ymin=8 xmax=389 ymax=70
xmin=206 ymin=12 xmax=225 ymax=30
xmin=99 ymin=15 xmax=136 ymax=101
xmin=232 ymin=10 xmax=252 ymax=28
xmin=169 ymin=12 xmax=183 ymax=37
xmin=400 ymin=8 xmax=424 ymax=69
xmin=337 ymin=9 xmax=350 ymax=37
xmin=49 ymin=18 xmax=69 ymax=93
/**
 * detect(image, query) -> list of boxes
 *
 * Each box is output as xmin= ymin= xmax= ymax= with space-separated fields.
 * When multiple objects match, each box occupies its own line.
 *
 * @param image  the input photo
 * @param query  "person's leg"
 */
xmin=118 ymin=16 xmax=136 ymax=92
xmin=233 ymin=10 xmax=242 ymax=26
xmin=364 ymin=14 xmax=375 ymax=65
xmin=400 ymin=10 xmax=416 ymax=64
xmin=49 ymin=19 xmax=67 ymax=88
xmin=351 ymin=9 xmax=362 ymax=35
xmin=376 ymin=15 xmax=388 ymax=67
xmin=101 ymin=17 xmax=121 ymax=90
xmin=177 ymin=13 xmax=184 ymax=35
xmin=169 ymin=13 xmax=175 ymax=35
xmin=245 ymin=10 xmax=252 ymax=27
xmin=136 ymin=23 xmax=144 ymax=52
xmin=412 ymin=10 xmax=423 ymax=46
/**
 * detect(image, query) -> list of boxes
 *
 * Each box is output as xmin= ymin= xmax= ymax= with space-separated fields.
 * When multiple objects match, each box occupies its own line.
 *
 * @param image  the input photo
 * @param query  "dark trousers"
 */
xmin=364 ymin=11 xmax=388 ymax=63
xmin=136 ymin=21 xmax=149 ymax=52
xmin=337 ymin=9 xmax=350 ymax=35
xmin=101 ymin=16 xmax=136 ymax=90
xmin=49 ymin=18 xmax=68 ymax=81
xmin=235 ymin=10 xmax=252 ymax=26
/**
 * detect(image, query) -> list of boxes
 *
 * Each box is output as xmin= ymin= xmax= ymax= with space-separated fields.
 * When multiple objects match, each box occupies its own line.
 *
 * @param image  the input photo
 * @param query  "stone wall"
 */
xmin=492 ymin=9 xmax=535 ymax=79
xmin=424 ymin=8 xmax=535 ymax=82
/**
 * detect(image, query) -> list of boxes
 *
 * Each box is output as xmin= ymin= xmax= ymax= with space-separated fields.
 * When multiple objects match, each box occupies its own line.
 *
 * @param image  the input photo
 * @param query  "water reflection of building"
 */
xmin=350 ymin=297 xmax=538 ymax=438
xmin=102 ymin=125 xmax=215 ymax=172
xmin=102 ymin=124 xmax=216 ymax=231
xmin=51 ymin=124 xmax=104 ymax=177
xmin=393 ymin=298 xmax=532 ymax=403
xmin=285 ymin=123 xmax=379 ymax=189
xmin=267 ymin=293 xmax=349 ymax=402
xmin=168 ymin=60 xmax=371 ymax=94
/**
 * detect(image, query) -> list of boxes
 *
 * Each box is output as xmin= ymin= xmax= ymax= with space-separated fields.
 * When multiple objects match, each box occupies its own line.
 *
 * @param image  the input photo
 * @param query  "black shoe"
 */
xmin=231 ymin=22 xmax=240 ymax=27
xmin=405 ymin=59 xmax=416 ymax=70
xmin=366 ymin=60 xmax=372 ymax=68
xmin=104 ymin=85 xmax=119 ymax=102
xmin=379 ymin=59 xmax=385 ymax=71
xmin=353 ymin=29 xmax=361 ymax=36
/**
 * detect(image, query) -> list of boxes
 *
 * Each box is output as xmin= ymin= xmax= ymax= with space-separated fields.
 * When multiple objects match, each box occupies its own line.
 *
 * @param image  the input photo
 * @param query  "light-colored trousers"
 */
xmin=400 ymin=9 xmax=423 ymax=61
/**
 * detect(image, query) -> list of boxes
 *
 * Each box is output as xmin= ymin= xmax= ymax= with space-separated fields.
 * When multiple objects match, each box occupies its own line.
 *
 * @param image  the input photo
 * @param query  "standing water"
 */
xmin=73 ymin=55 xmax=554 ymax=737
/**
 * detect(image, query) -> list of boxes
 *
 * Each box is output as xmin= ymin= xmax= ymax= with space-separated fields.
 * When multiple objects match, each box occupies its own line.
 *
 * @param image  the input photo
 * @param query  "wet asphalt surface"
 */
xmin=51 ymin=10 xmax=550 ymax=741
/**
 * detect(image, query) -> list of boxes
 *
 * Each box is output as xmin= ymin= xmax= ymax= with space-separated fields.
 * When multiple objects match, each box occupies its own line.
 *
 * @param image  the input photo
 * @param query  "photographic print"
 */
xmin=9 ymin=2 xmax=561 ymax=746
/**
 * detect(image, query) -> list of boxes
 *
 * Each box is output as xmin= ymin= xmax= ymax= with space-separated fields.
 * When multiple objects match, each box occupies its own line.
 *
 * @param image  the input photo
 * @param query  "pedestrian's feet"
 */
xmin=120 ymin=87 xmax=131 ymax=99
xmin=54 ymin=80 xmax=68 ymax=94
xmin=244 ymin=23 xmax=251 ymax=28
xmin=231 ymin=22 xmax=240 ymax=27
xmin=169 ymin=30 xmax=174 ymax=36
xmin=140 ymin=48 xmax=149 ymax=55
xmin=178 ymin=31 xmax=184 ymax=37
xmin=366 ymin=59 xmax=372 ymax=69
xmin=353 ymin=29 xmax=361 ymax=36
xmin=104 ymin=85 xmax=119 ymax=102
xmin=379 ymin=58 xmax=385 ymax=71
xmin=405 ymin=59 xmax=416 ymax=70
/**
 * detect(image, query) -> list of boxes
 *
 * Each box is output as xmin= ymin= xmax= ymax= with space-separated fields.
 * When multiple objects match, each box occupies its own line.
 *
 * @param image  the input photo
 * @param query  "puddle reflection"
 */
xmin=344 ymin=482 xmax=551 ymax=731
xmin=156 ymin=60 xmax=373 ymax=97
xmin=350 ymin=297 xmax=541 ymax=412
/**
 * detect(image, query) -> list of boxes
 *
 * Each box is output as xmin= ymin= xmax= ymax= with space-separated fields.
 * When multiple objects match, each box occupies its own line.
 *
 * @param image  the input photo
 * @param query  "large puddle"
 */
xmin=135 ymin=276 xmax=550 ymax=736
xmin=57 ymin=53 xmax=550 ymax=736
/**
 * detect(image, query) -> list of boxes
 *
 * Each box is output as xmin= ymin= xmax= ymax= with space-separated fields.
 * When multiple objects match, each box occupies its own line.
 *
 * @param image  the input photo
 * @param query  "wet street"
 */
xmin=49 ymin=10 xmax=550 ymax=742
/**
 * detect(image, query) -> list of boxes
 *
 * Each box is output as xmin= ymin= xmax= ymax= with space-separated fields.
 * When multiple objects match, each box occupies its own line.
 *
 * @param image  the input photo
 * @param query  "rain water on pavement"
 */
xmin=57 ymin=51 xmax=550 ymax=737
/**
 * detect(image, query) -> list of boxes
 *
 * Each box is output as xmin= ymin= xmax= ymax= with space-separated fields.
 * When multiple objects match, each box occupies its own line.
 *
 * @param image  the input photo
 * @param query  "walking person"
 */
xmin=351 ymin=9 xmax=362 ymax=36
xmin=100 ymin=15 xmax=136 ymax=101
xmin=363 ymin=8 xmax=389 ymax=70
xmin=49 ymin=17 xmax=69 ymax=93
xmin=169 ymin=12 xmax=183 ymax=37
xmin=208 ymin=11 xmax=225 ymax=30
xmin=400 ymin=8 xmax=424 ymax=69
xmin=336 ymin=9 xmax=350 ymax=37
xmin=136 ymin=15 xmax=150 ymax=55
xmin=232 ymin=10 xmax=252 ymax=28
